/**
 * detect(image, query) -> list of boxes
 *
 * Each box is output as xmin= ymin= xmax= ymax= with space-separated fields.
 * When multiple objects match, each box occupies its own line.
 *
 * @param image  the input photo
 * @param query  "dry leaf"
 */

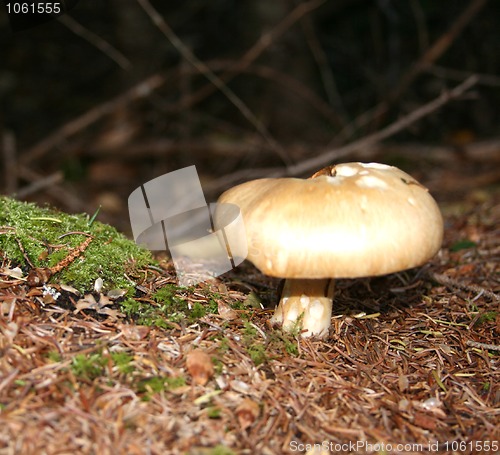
xmin=118 ymin=324 xmax=150 ymax=341
xmin=217 ymin=300 xmax=238 ymax=320
xmin=186 ymin=349 xmax=214 ymax=386
xmin=236 ymin=398 xmax=260 ymax=430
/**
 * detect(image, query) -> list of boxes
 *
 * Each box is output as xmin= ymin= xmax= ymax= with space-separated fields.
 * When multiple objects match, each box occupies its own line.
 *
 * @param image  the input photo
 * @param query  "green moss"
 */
xmin=123 ymin=284 xmax=214 ymax=327
xmin=240 ymin=320 xmax=301 ymax=366
xmin=0 ymin=196 xmax=153 ymax=293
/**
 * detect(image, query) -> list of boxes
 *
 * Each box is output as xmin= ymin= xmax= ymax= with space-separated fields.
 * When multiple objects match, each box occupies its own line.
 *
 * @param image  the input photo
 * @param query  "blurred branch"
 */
xmin=15 ymin=169 xmax=63 ymax=199
xmin=286 ymin=76 xmax=479 ymax=176
xmin=16 ymin=167 xmax=83 ymax=211
xmin=166 ymin=0 xmax=327 ymax=112
xmin=58 ymin=15 xmax=131 ymax=70
xmin=222 ymin=61 xmax=345 ymax=129
xmin=298 ymin=1 xmax=349 ymax=128
xmin=21 ymin=73 xmax=167 ymax=165
xmin=427 ymin=65 xmax=500 ymax=87
xmin=21 ymin=0 xmax=326 ymax=167
xmin=207 ymin=75 xmax=479 ymax=192
xmin=370 ymin=0 xmax=488 ymax=127
xmin=137 ymin=0 xmax=292 ymax=166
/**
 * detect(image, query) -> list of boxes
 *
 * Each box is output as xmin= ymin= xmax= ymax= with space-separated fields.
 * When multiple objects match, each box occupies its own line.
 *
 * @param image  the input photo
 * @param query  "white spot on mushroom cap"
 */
xmin=360 ymin=162 xmax=392 ymax=170
xmin=356 ymin=175 xmax=389 ymax=189
xmin=408 ymin=197 xmax=416 ymax=206
xmin=335 ymin=165 xmax=359 ymax=177
xmin=325 ymin=175 xmax=344 ymax=185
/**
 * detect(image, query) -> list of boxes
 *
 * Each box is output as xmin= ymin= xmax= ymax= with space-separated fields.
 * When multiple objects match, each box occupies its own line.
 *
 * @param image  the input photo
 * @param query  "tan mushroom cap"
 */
xmin=217 ymin=162 xmax=443 ymax=279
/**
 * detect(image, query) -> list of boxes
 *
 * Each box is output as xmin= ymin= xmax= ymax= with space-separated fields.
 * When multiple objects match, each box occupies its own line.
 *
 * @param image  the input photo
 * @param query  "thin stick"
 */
xmin=172 ymin=0 xmax=327 ymax=113
xmin=371 ymin=0 xmax=488 ymax=125
xmin=208 ymin=75 xmax=478 ymax=191
xmin=21 ymin=73 xmax=167 ymax=165
xmin=15 ymin=170 xmax=63 ymax=198
xmin=466 ymin=341 xmax=500 ymax=352
xmin=21 ymin=0 xmax=324 ymax=166
xmin=137 ymin=0 xmax=292 ymax=166
xmin=285 ymin=76 xmax=479 ymax=176
xmin=58 ymin=15 xmax=131 ymax=70
xmin=429 ymin=271 xmax=499 ymax=302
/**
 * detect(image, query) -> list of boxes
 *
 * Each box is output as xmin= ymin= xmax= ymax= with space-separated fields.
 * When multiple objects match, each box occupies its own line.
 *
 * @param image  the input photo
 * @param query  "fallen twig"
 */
xmin=466 ymin=340 xmax=500 ymax=352
xmin=27 ymin=235 xmax=94 ymax=287
xmin=429 ymin=271 xmax=500 ymax=302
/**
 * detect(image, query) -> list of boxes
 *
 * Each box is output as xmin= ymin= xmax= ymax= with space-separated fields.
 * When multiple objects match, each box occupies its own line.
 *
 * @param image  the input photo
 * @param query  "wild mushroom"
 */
xmin=216 ymin=162 xmax=443 ymax=338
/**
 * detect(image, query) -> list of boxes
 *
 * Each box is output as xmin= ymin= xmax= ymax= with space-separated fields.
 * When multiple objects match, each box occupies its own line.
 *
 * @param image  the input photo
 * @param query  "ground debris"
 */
xmin=0 ymin=189 xmax=499 ymax=454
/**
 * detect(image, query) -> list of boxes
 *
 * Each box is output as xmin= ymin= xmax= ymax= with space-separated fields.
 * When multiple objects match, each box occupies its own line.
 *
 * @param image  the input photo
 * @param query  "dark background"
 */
xmin=1 ymin=0 xmax=499 ymax=232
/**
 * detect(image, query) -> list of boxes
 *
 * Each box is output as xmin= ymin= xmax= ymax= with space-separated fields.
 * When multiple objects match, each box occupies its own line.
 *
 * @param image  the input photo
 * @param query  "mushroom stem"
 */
xmin=270 ymin=279 xmax=334 ymax=338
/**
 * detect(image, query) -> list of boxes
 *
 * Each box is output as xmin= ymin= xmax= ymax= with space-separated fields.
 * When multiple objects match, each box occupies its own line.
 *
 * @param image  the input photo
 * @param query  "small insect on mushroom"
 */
xmin=215 ymin=162 xmax=443 ymax=338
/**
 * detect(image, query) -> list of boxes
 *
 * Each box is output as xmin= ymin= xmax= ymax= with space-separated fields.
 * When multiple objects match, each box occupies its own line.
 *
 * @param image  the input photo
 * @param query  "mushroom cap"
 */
xmin=216 ymin=162 xmax=443 ymax=279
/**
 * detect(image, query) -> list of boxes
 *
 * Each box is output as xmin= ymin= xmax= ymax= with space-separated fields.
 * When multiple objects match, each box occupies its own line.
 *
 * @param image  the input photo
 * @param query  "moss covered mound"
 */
xmin=0 ymin=196 xmax=153 ymax=292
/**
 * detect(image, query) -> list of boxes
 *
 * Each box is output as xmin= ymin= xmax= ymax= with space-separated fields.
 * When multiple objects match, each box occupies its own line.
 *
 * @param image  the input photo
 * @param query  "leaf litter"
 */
xmin=0 ymin=188 xmax=498 ymax=454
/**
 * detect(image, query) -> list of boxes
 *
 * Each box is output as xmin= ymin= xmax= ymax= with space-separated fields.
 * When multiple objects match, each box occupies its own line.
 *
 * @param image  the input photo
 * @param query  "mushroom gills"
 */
xmin=270 ymin=279 xmax=335 ymax=337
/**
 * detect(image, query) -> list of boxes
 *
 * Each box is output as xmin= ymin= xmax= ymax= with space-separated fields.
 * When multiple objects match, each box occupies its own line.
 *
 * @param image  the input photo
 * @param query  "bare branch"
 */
xmin=21 ymin=73 xmax=167 ymax=165
xmin=372 ymin=0 xmax=488 ymax=125
xmin=205 ymin=76 xmax=479 ymax=194
xmin=137 ymin=0 xmax=292 ymax=166
xmin=58 ymin=15 xmax=131 ymax=70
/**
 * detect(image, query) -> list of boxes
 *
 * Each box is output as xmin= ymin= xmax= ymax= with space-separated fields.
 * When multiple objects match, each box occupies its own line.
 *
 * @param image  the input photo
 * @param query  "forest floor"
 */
xmin=0 ymin=156 xmax=499 ymax=455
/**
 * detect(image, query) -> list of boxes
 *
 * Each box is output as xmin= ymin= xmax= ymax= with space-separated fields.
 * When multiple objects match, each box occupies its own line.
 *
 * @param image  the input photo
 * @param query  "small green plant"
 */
xmin=247 ymin=342 xmax=268 ymax=366
xmin=207 ymin=445 xmax=237 ymax=455
xmin=242 ymin=322 xmax=268 ymax=366
xmin=46 ymin=350 xmax=62 ymax=363
xmin=474 ymin=311 xmax=497 ymax=326
xmin=111 ymin=352 xmax=135 ymax=374
xmin=240 ymin=320 xmax=301 ymax=366
xmin=206 ymin=406 xmax=222 ymax=419
xmin=136 ymin=375 xmax=186 ymax=401
xmin=450 ymin=239 xmax=477 ymax=252
xmin=71 ymin=352 xmax=108 ymax=380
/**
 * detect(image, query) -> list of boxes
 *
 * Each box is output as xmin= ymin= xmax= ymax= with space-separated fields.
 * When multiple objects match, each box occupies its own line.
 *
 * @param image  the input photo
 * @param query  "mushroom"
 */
xmin=216 ymin=162 xmax=443 ymax=338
